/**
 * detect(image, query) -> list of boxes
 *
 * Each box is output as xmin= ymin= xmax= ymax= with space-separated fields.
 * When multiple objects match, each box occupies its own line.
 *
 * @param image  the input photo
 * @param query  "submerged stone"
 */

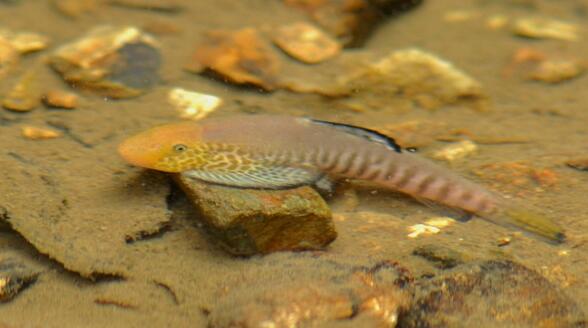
xmin=208 ymin=257 xmax=411 ymax=327
xmin=272 ymin=22 xmax=341 ymax=64
xmin=50 ymin=26 xmax=161 ymax=99
xmin=338 ymin=48 xmax=485 ymax=110
xmin=400 ymin=260 xmax=586 ymax=328
xmin=0 ymin=258 xmax=40 ymax=302
xmin=412 ymin=244 xmax=467 ymax=269
xmin=185 ymin=28 xmax=280 ymax=91
xmin=283 ymin=0 xmax=424 ymax=47
xmin=2 ymin=69 xmax=40 ymax=112
xmin=173 ymin=173 xmax=336 ymax=255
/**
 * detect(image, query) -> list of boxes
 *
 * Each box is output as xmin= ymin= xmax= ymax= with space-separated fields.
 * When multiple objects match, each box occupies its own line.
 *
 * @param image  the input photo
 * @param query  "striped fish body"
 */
xmin=118 ymin=115 xmax=565 ymax=243
xmin=194 ymin=115 xmax=497 ymax=215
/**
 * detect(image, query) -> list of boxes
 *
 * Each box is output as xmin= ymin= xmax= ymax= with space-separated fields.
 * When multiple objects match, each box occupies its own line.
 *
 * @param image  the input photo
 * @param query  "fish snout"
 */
xmin=118 ymin=137 xmax=162 ymax=170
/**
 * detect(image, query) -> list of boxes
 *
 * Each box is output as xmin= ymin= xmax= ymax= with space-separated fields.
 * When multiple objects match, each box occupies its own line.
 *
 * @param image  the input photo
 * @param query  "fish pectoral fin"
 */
xmin=182 ymin=166 xmax=323 ymax=189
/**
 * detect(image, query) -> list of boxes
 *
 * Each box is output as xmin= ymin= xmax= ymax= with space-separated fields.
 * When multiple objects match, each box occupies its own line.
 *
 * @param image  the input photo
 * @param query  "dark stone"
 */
xmin=0 ymin=258 xmax=40 ymax=302
xmin=399 ymin=260 xmax=586 ymax=328
xmin=412 ymin=244 xmax=467 ymax=269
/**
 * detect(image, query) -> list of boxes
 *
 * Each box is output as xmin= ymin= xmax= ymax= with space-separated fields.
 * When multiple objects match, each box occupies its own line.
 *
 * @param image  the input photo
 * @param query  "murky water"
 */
xmin=0 ymin=1 xmax=587 ymax=327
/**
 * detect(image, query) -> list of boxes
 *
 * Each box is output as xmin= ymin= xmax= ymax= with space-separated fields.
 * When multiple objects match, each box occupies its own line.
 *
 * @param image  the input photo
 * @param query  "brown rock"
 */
xmin=412 ymin=244 xmax=468 ymax=269
xmin=173 ymin=173 xmax=336 ymax=255
xmin=50 ymin=26 xmax=161 ymax=99
xmin=2 ymin=70 xmax=40 ymax=112
xmin=51 ymin=0 xmax=102 ymax=18
xmin=400 ymin=260 xmax=586 ymax=328
xmin=566 ymin=157 xmax=588 ymax=171
xmin=185 ymin=28 xmax=280 ymax=91
xmin=109 ymin=0 xmax=183 ymax=12
xmin=338 ymin=48 xmax=485 ymax=110
xmin=284 ymin=0 xmax=423 ymax=47
xmin=209 ymin=257 xmax=411 ymax=327
xmin=0 ymin=29 xmax=50 ymax=54
xmin=0 ymin=258 xmax=40 ymax=302
xmin=43 ymin=89 xmax=79 ymax=109
xmin=272 ymin=22 xmax=341 ymax=64
xmin=21 ymin=126 xmax=62 ymax=140
xmin=531 ymin=59 xmax=585 ymax=83
xmin=0 ymin=38 xmax=18 ymax=79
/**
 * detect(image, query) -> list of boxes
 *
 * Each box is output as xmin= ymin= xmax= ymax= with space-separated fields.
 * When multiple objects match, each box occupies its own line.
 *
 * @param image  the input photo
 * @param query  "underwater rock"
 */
xmin=0 ymin=28 xmax=50 ymax=54
xmin=0 ymin=38 xmax=19 ymax=79
xmin=432 ymin=140 xmax=478 ymax=162
xmin=21 ymin=126 xmax=62 ymax=140
xmin=109 ymin=0 xmax=183 ymax=12
xmin=167 ymin=88 xmax=222 ymax=121
xmin=272 ymin=22 xmax=341 ymax=64
xmin=513 ymin=17 xmax=579 ymax=41
xmin=400 ymin=260 xmax=586 ymax=328
xmin=412 ymin=244 xmax=467 ymax=269
xmin=338 ymin=48 xmax=485 ymax=110
xmin=185 ymin=28 xmax=280 ymax=91
xmin=530 ymin=59 xmax=585 ymax=83
xmin=173 ymin=173 xmax=336 ymax=255
xmin=208 ymin=257 xmax=411 ymax=327
xmin=50 ymin=25 xmax=161 ymax=99
xmin=566 ymin=157 xmax=588 ymax=172
xmin=283 ymin=0 xmax=423 ymax=47
xmin=51 ymin=0 xmax=102 ymax=18
xmin=0 ymin=258 xmax=40 ymax=302
xmin=43 ymin=89 xmax=79 ymax=109
xmin=2 ymin=69 xmax=40 ymax=112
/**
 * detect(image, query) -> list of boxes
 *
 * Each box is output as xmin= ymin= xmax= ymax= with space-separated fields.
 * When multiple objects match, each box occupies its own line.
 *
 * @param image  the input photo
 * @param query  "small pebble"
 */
xmin=531 ymin=59 xmax=585 ymax=83
xmin=424 ymin=217 xmax=455 ymax=228
xmin=0 ymin=259 xmax=40 ymax=302
xmin=21 ymin=126 xmax=62 ymax=140
xmin=43 ymin=89 xmax=79 ymax=109
xmin=272 ymin=22 xmax=341 ymax=64
xmin=0 ymin=29 xmax=50 ymax=53
xmin=566 ymin=157 xmax=588 ymax=171
xmin=486 ymin=15 xmax=509 ymax=30
xmin=497 ymin=236 xmax=512 ymax=246
xmin=514 ymin=17 xmax=579 ymax=41
xmin=2 ymin=70 xmax=40 ymax=112
xmin=443 ymin=10 xmax=478 ymax=23
xmin=167 ymin=88 xmax=222 ymax=120
xmin=407 ymin=224 xmax=440 ymax=238
xmin=432 ymin=140 xmax=478 ymax=162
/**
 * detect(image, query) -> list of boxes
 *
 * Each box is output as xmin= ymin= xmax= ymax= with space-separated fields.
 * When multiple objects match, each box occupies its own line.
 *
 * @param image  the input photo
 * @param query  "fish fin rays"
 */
xmin=182 ymin=166 xmax=323 ymax=189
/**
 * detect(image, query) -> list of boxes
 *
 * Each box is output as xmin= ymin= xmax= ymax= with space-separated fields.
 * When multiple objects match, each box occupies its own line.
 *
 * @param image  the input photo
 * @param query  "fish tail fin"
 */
xmin=481 ymin=203 xmax=565 ymax=244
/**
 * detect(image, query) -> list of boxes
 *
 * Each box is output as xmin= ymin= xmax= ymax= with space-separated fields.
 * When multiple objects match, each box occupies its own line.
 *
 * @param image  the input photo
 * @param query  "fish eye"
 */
xmin=173 ymin=144 xmax=188 ymax=153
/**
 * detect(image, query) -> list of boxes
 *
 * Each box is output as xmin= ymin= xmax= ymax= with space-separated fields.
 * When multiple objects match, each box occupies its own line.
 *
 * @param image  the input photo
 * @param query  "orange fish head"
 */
xmin=118 ymin=122 xmax=204 ymax=172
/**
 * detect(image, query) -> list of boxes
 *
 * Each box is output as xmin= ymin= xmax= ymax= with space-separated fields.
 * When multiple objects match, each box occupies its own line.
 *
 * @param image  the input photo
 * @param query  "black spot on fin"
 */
xmin=309 ymin=118 xmax=402 ymax=153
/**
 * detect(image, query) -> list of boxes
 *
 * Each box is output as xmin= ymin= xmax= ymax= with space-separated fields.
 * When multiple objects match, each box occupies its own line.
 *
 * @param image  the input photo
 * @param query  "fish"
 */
xmin=118 ymin=115 xmax=565 ymax=243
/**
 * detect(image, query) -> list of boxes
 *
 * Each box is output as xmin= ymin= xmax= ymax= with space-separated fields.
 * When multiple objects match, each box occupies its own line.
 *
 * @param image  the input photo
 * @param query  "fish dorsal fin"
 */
xmin=182 ymin=165 xmax=323 ymax=189
xmin=309 ymin=118 xmax=402 ymax=153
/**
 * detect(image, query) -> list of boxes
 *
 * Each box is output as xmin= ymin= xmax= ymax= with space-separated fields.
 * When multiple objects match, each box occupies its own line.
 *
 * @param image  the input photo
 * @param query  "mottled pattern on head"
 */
xmin=157 ymin=143 xmax=262 ymax=173
xmin=118 ymin=122 xmax=206 ymax=172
